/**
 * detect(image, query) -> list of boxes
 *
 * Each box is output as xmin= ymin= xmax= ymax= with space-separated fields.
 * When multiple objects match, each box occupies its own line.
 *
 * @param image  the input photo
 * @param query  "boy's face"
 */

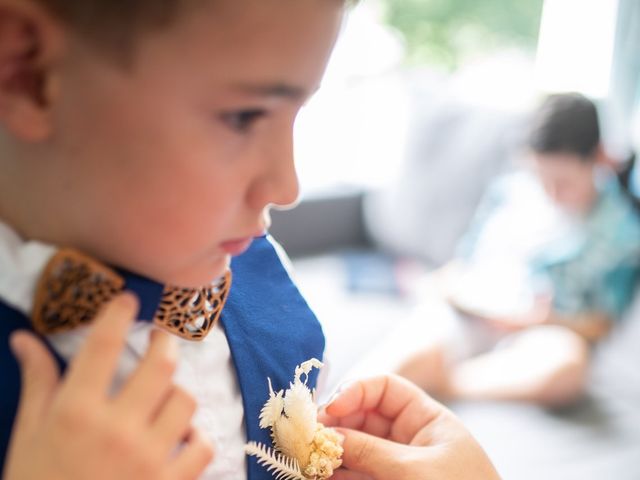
xmin=530 ymin=152 xmax=597 ymax=214
xmin=40 ymin=0 xmax=344 ymax=286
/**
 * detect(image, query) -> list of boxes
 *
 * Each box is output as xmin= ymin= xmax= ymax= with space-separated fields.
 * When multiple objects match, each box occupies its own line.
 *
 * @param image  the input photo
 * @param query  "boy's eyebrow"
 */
xmin=231 ymin=82 xmax=318 ymax=101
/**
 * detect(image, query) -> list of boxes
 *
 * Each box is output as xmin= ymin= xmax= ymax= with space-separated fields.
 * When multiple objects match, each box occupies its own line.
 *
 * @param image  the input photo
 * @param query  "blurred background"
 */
xmin=269 ymin=1 xmax=640 ymax=478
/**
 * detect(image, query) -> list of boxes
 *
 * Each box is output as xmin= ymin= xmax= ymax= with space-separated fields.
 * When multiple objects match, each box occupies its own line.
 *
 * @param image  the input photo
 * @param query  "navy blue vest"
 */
xmin=0 ymin=235 xmax=325 ymax=478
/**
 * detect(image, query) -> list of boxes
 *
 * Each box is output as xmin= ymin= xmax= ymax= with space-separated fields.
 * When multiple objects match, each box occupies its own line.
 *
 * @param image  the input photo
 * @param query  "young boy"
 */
xmin=392 ymin=93 xmax=640 ymax=406
xmin=0 ymin=0 xmax=344 ymax=478
xmin=0 ymin=1 xmax=504 ymax=479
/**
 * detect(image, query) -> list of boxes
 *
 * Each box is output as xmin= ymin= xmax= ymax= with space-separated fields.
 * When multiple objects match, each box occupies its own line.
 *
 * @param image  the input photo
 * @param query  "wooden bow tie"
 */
xmin=31 ymin=249 xmax=231 ymax=341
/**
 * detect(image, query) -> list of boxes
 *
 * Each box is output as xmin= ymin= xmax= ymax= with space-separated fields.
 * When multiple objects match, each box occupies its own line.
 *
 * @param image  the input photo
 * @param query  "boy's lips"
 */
xmin=219 ymin=236 xmax=257 ymax=256
xmin=219 ymin=226 xmax=266 ymax=256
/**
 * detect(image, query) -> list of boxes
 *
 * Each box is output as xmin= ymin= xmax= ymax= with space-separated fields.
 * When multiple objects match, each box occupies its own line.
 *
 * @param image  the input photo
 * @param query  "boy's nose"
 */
xmin=267 ymin=162 xmax=300 ymax=210
xmin=248 ymin=132 xmax=300 ymax=211
xmin=545 ymin=183 xmax=562 ymax=204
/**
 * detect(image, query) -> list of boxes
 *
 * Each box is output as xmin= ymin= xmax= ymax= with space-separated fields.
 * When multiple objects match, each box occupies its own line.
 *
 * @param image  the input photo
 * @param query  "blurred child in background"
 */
xmin=391 ymin=93 xmax=640 ymax=406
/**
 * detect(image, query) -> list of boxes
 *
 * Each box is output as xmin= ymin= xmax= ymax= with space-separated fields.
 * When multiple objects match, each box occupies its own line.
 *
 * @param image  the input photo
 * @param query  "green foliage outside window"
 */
xmin=381 ymin=0 xmax=545 ymax=69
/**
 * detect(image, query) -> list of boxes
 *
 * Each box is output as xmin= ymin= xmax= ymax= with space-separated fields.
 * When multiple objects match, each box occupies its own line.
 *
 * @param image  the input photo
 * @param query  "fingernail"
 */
xmin=321 ymin=390 xmax=340 ymax=409
xmin=9 ymin=333 xmax=25 ymax=360
xmin=117 ymin=291 xmax=140 ymax=312
xmin=323 ymin=379 xmax=357 ymax=408
xmin=149 ymin=327 xmax=164 ymax=340
xmin=333 ymin=428 xmax=347 ymax=446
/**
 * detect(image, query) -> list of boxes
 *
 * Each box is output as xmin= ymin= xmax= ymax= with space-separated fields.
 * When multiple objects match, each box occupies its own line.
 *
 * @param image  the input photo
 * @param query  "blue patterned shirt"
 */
xmin=458 ymin=170 xmax=640 ymax=320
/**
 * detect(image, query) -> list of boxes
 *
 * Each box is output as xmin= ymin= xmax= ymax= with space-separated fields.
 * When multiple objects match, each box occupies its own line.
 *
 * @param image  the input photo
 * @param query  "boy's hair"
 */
xmin=34 ymin=0 xmax=356 ymax=57
xmin=528 ymin=92 xmax=600 ymax=160
xmin=34 ymin=0 xmax=182 ymax=53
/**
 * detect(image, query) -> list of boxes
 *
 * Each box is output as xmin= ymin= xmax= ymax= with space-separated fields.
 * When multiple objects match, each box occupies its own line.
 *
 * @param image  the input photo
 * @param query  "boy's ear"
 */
xmin=594 ymin=143 xmax=616 ymax=169
xmin=0 ymin=0 xmax=64 ymax=142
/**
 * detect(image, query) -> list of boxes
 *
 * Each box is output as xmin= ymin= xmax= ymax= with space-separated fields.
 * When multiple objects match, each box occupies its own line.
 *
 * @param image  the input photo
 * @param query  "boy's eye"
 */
xmin=220 ymin=109 xmax=268 ymax=133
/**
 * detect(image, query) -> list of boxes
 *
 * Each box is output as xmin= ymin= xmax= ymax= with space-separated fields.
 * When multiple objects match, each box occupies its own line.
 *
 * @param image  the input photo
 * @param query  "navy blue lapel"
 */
xmin=222 ymin=235 xmax=325 ymax=479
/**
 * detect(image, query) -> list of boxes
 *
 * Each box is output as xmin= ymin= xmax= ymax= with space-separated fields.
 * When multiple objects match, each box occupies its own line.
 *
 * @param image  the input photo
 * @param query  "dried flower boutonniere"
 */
xmin=245 ymin=359 xmax=343 ymax=480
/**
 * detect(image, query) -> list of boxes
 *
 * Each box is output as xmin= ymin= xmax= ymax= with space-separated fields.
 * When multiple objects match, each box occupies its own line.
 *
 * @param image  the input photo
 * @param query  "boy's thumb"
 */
xmin=10 ymin=332 xmax=60 ymax=427
xmin=337 ymin=428 xmax=406 ymax=479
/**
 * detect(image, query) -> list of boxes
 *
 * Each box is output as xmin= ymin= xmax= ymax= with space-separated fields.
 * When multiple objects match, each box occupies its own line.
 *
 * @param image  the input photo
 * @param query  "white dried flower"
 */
xmin=245 ymin=359 xmax=344 ymax=480
xmin=260 ymin=378 xmax=285 ymax=429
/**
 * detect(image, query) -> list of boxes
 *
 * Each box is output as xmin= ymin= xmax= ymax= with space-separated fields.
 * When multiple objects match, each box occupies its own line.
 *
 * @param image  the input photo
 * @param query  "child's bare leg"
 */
xmin=447 ymin=325 xmax=589 ymax=407
xmin=394 ymin=341 xmax=449 ymax=396
xmin=346 ymin=298 xmax=458 ymax=397
xmin=345 ymin=321 xmax=450 ymax=396
xmin=383 ymin=299 xmax=472 ymax=398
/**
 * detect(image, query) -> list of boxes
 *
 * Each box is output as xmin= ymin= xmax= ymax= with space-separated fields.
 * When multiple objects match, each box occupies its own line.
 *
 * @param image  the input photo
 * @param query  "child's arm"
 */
xmin=482 ymin=308 xmax=612 ymax=342
xmin=319 ymin=375 xmax=500 ymax=480
xmin=454 ymin=291 xmax=612 ymax=342
xmin=3 ymin=294 xmax=214 ymax=480
xmin=546 ymin=311 xmax=612 ymax=342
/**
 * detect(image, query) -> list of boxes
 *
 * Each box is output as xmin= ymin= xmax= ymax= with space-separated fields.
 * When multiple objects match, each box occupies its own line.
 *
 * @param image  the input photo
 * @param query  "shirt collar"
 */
xmin=0 ymin=220 xmax=56 ymax=316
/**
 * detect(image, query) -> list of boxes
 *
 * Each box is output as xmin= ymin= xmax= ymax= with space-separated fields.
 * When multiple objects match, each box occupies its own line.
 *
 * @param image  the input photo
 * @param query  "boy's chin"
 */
xmin=163 ymin=255 xmax=230 ymax=288
xmin=557 ymin=202 xmax=591 ymax=217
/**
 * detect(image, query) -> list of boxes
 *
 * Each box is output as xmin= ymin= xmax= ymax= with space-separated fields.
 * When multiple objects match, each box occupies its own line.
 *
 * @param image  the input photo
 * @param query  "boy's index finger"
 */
xmin=60 ymin=293 xmax=139 ymax=398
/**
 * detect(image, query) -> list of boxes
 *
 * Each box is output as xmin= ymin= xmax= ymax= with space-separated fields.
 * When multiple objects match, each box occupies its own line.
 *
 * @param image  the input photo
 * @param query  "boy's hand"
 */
xmin=3 ymin=294 xmax=214 ymax=480
xmin=319 ymin=375 xmax=500 ymax=480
